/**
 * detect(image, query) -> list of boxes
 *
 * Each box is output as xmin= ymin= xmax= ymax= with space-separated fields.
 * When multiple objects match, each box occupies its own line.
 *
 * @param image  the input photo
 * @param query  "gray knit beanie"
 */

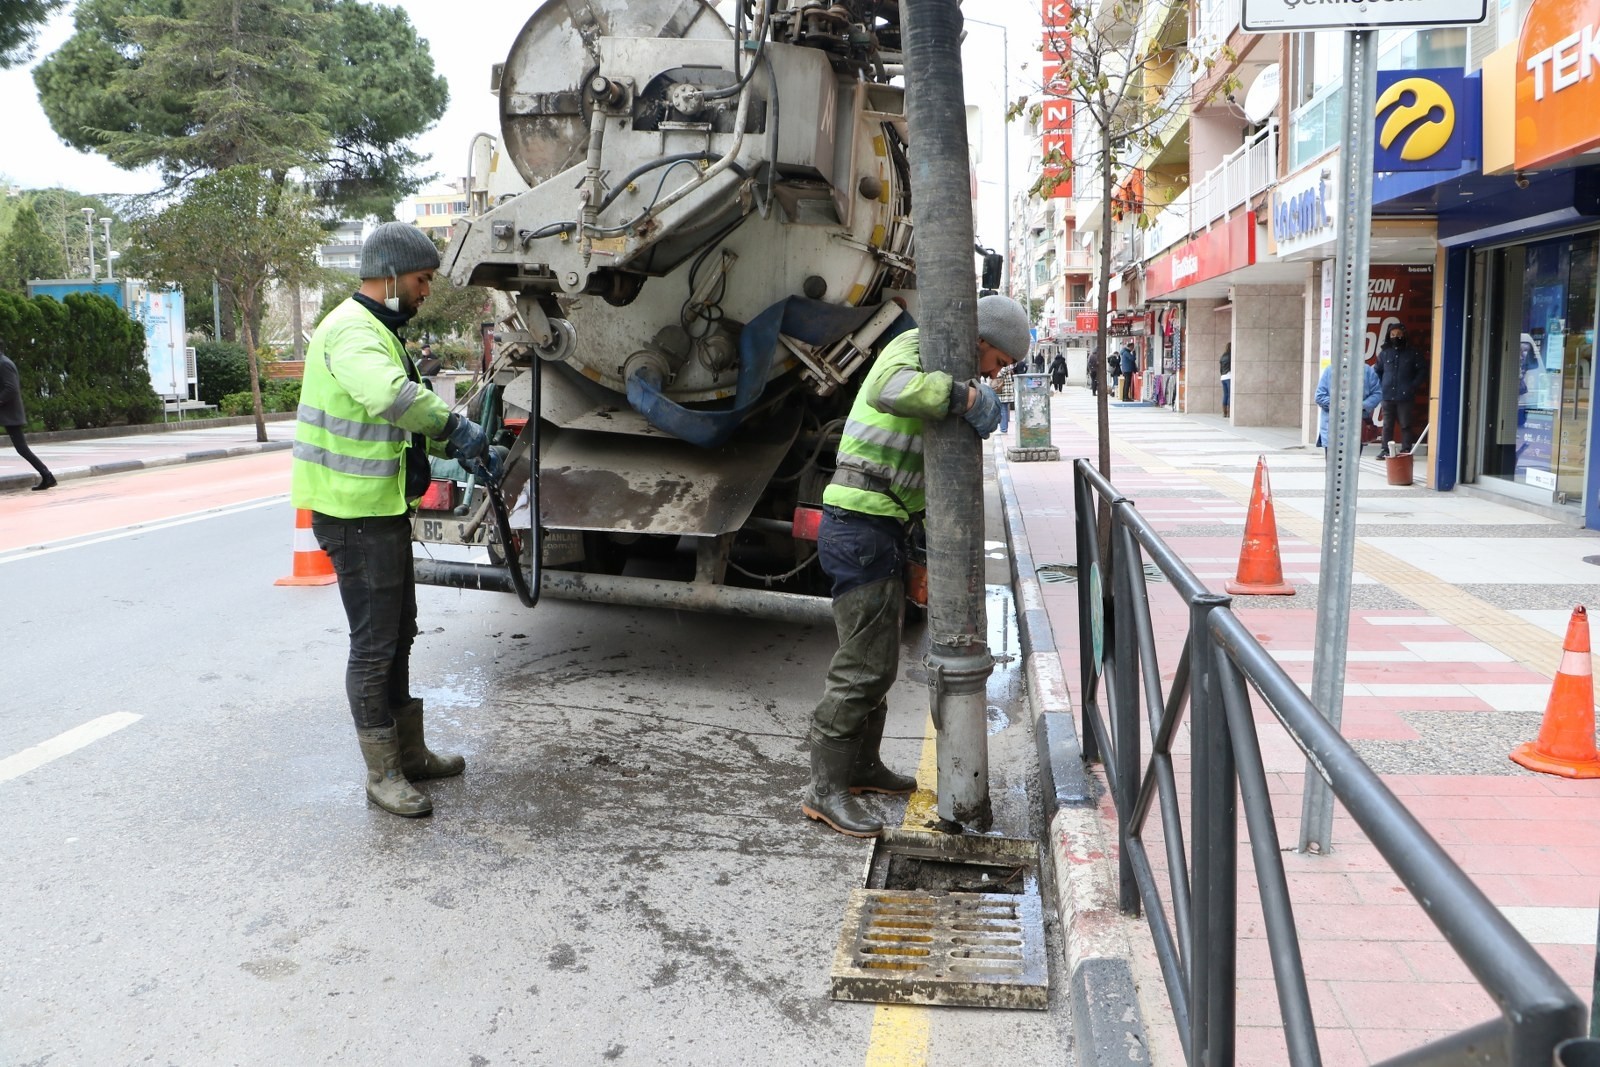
xmin=976 ymin=294 xmax=1030 ymax=363
xmin=360 ymin=222 xmax=441 ymax=279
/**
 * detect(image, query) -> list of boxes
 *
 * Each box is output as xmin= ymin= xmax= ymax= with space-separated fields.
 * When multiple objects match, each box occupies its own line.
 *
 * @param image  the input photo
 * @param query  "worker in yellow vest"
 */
xmin=291 ymin=222 xmax=491 ymax=818
xmin=802 ymin=294 xmax=1027 ymax=837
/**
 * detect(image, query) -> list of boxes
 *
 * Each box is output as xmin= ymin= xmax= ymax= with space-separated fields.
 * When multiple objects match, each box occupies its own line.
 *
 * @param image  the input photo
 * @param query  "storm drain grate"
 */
xmin=830 ymin=831 xmax=1048 ymax=1009
xmin=1037 ymin=562 xmax=1167 ymax=584
xmin=830 ymin=889 xmax=1047 ymax=1009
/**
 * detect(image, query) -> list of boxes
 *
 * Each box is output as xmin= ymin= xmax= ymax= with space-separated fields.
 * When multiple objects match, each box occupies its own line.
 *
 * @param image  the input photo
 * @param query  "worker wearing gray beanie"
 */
xmin=975 ymin=294 xmax=1031 ymax=365
xmin=360 ymin=221 xmax=441 ymax=280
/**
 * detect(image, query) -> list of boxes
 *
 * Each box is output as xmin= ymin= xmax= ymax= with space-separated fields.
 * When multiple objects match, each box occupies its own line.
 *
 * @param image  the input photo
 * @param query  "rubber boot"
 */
xmin=850 ymin=703 xmax=917 ymax=795
xmin=392 ymin=699 xmax=466 ymax=780
xmin=356 ymin=726 xmax=432 ymax=817
xmin=801 ymin=730 xmax=882 ymax=838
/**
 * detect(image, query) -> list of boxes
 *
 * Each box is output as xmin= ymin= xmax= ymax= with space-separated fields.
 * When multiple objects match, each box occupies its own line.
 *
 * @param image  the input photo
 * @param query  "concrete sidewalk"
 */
xmin=1001 ymin=386 xmax=1600 ymax=1065
xmin=0 ymin=420 xmax=293 ymax=492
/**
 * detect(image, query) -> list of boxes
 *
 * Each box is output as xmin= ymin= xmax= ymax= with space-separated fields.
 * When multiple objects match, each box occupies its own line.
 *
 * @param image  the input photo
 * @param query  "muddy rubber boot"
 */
xmin=850 ymin=704 xmax=917 ymax=796
xmin=801 ymin=730 xmax=882 ymax=838
xmin=392 ymin=699 xmax=466 ymax=780
xmin=356 ymin=726 xmax=432 ymax=817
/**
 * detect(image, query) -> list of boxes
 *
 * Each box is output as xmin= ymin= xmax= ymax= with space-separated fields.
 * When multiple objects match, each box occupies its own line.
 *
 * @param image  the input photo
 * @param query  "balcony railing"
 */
xmin=1140 ymin=122 xmax=1275 ymax=261
xmin=1194 ymin=0 xmax=1241 ymax=60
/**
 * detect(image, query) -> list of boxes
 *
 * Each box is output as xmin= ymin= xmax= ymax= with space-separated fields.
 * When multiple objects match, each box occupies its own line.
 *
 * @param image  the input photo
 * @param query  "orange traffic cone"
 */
xmin=1510 ymin=606 xmax=1600 ymax=778
xmin=274 ymin=509 xmax=338 ymax=587
xmin=1224 ymin=456 xmax=1295 ymax=597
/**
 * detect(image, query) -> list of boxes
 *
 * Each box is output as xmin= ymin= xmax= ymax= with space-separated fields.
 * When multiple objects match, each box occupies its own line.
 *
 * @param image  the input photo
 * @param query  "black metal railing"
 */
xmin=1071 ymin=459 xmax=1588 ymax=1066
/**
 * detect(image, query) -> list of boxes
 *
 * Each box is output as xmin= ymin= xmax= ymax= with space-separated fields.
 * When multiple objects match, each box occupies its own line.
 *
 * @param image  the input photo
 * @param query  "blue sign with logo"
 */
xmin=1374 ymin=69 xmax=1469 ymax=172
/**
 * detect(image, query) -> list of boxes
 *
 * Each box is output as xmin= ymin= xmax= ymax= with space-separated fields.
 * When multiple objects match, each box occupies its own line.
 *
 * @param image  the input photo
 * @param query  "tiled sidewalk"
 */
xmin=0 ymin=421 xmax=293 ymax=490
xmin=1007 ymin=389 xmax=1600 ymax=1064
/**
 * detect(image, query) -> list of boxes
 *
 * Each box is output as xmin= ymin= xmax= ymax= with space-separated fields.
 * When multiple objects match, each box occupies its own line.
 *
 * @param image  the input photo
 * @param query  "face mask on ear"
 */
xmin=384 ymin=272 xmax=400 ymax=313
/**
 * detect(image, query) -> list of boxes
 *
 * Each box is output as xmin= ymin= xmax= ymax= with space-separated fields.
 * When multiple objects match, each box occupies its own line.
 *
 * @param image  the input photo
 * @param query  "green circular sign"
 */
xmin=1088 ymin=560 xmax=1105 ymax=676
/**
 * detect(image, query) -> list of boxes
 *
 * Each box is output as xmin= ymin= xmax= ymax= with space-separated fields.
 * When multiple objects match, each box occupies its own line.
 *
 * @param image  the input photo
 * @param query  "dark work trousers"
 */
xmin=812 ymin=506 xmax=906 ymax=742
xmin=311 ymin=513 xmax=418 ymax=729
xmin=5 ymin=425 xmax=52 ymax=481
xmin=1381 ymin=398 xmax=1418 ymax=452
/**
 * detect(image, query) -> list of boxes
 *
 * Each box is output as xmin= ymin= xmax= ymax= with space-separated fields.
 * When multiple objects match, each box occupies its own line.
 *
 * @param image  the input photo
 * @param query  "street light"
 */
xmin=965 ymin=16 xmax=1010 ymax=297
xmin=100 ymin=218 xmax=114 ymax=281
xmin=82 ymin=207 xmax=96 ymax=281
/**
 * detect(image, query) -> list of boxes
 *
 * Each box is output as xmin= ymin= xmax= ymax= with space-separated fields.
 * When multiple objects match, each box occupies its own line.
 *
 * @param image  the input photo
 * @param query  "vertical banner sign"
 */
xmin=1364 ymin=265 xmax=1434 ymax=365
xmin=1041 ymin=0 xmax=1073 ymax=199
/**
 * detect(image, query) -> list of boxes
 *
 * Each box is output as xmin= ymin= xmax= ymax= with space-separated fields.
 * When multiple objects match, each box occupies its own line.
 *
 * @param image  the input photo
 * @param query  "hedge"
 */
xmin=193 ymin=340 xmax=252 ymax=406
xmin=0 ymin=290 xmax=160 ymax=430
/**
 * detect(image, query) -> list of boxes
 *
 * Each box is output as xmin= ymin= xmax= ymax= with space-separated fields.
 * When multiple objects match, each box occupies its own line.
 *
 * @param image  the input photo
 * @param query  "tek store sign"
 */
xmin=1271 ymin=160 xmax=1339 ymax=259
xmin=1144 ymin=211 xmax=1257 ymax=299
xmin=1516 ymin=0 xmax=1600 ymax=168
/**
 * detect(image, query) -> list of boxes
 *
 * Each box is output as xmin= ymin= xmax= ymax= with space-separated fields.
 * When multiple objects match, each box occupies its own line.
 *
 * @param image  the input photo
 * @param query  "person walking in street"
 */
xmin=1315 ymin=360 xmax=1382 ymax=450
xmin=1087 ymin=348 xmax=1101 ymax=396
xmin=0 ymin=342 xmax=55 ymax=491
xmin=1106 ymin=346 xmax=1120 ymax=396
xmin=1049 ymin=352 xmax=1068 ymax=393
xmin=1031 ymin=351 xmax=1045 ymax=374
xmin=1376 ymin=324 xmax=1427 ymax=454
xmin=416 ymin=343 xmax=441 ymax=384
xmin=1219 ymin=343 xmax=1232 ymax=418
xmin=1119 ymin=344 xmax=1137 ymax=401
xmin=803 ymin=294 xmax=1027 ymax=838
xmin=292 ymin=222 xmax=492 ymax=818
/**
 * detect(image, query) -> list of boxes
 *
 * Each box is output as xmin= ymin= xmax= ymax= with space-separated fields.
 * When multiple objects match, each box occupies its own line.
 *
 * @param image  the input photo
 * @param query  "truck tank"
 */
xmin=414 ymin=0 xmax=916 ymax=622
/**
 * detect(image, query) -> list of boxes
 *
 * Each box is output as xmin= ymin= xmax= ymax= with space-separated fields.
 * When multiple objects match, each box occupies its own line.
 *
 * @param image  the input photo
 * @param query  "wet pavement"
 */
xmin=1002 ymin=386 xmax=1600 ymax=1064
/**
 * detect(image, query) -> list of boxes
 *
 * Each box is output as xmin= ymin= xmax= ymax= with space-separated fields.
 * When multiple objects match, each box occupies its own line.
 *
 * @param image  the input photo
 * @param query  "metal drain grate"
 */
xmin=830 ymin=888 xmax=1047 ymax=1009
xmin=1036 ymin=562 xmax=1167 ymax=584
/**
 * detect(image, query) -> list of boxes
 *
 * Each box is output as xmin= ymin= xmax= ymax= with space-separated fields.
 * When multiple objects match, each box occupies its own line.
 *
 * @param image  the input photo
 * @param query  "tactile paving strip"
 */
xmin=829 ymin=888 xmax=1048 ymax=1009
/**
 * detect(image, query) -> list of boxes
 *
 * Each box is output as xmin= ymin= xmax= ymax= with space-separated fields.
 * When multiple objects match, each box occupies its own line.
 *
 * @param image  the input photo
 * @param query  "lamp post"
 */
xmin=82 ymin=207 xmax=97 ymax=281
xmin=100 ymin=218 xmax=114 ymax=281
xmin=965 ymin=16 xmax=1010 ymax=297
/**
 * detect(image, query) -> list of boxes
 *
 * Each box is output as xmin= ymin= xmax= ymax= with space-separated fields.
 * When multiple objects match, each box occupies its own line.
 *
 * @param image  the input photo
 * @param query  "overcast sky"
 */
xmin=0 ymin=1 xmax=1039 ymax=246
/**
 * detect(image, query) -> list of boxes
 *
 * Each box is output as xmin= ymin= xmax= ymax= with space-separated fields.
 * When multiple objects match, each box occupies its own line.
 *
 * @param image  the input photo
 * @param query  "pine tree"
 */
xmin=0 ymin=204 xmax=69 ymax=293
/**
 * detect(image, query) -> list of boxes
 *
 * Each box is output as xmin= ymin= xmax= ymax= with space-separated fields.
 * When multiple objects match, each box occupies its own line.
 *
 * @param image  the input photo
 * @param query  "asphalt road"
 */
xmin=1 ymin=455 xmax=1076 ymax=1065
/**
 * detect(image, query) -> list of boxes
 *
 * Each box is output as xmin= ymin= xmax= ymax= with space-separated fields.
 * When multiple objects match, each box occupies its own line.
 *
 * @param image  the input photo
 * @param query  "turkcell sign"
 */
xmin=1241 ymin=0 xmax=1487 ymax=32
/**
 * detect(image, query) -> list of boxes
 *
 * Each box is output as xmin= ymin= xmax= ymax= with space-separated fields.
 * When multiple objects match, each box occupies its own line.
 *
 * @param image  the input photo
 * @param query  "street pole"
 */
xmin=1300 ymin=29 xmax=1378 ymax=854
xmin=82 ymin=207 xmax=96 ymax=281
xmin=100 ymin=218 xmax=114 ymax=281
xmin=903 ymin=0 xmax=993 ymax=830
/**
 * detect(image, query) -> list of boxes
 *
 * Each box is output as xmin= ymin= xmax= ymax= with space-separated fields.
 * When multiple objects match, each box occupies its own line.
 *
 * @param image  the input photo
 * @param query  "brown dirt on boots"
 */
xmin=391 ymin=698 xmax=466 ymax=780
xmin=801 ymin=730 xmax=882 ymax=838
xmin=356 ymin=726 xmax=432 ymax=817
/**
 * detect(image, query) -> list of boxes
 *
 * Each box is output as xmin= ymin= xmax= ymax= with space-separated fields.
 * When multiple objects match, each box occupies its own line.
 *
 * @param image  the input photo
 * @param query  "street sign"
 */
xmin=1241 ymin=0 xmax=1486 ymax=32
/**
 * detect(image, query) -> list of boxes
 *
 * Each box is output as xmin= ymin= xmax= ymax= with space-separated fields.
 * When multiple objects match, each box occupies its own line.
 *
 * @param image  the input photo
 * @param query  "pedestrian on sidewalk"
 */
xmin=1119 ymin=344 xmax=1137 ymax=401
xmin=292 ymin=222 xmax=493 ymax=819
xmin=1087 ymin=348 xmax=1101 ymax=395
xmin=1376 ymin=324 xmax=1427 ymax=453
xmin=1314 ymin=361 xmax=1382 ymax=449
xmin=1106 ymin=346 xmax=1120 ymax=396
xmin=1049 ymin=352 xmax=1068 ymax=392
xmin=416 ymin=343 xmax=441 ymax=384
xmin=1219 ymin=343 xmax=1232 ymax=417
xmin=803 ymin=294 xmax=1027 ymax=838
xmin=0 ymin=342 xmax=55 ymax=491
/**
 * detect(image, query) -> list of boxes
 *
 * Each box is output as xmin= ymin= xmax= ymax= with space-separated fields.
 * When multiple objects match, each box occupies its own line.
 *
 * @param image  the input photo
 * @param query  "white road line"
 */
xmin=0 ymin=713 xmax=142 ymax=784
xmin=0 ymin=495 xmax=287 ymax=565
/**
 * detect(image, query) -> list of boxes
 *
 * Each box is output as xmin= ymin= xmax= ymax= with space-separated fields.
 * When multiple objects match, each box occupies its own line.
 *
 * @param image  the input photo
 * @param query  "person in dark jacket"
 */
xmin=0 ymin=342 xmax=55 ymax=491
xmin=1049 ymin=352 xmax=1068 ymax=392
xmin=1119 ymin=345 xmax=1137 ymax=401
xmin=1376 ymin=324 xmax=1427 ymax=453
xmin=1087 ymin=349 xmax=1101 ymax=395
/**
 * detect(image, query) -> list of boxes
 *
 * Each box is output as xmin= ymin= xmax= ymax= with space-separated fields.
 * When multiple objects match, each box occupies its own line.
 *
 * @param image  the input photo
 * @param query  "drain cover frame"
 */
xmin=830 ymin=831 xmax=1049 ymax=1010
xmin=1037 ymin=561 xmax=1167 ymax=585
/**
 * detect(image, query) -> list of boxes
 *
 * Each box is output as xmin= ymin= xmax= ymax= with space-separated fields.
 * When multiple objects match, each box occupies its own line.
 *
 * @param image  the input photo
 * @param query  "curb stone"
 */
xmin=0 ymin=440 xmax=293 ymax=493
xmin=997 ymin=449 xmax=1150 ymax=1067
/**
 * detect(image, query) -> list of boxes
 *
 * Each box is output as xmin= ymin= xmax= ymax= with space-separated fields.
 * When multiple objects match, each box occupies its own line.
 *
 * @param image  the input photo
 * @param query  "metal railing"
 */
xmin=1072 ymin=459 xmax=1587 ymax=1066
xmin=1191 ymin=121 xmax=1277 ymax=228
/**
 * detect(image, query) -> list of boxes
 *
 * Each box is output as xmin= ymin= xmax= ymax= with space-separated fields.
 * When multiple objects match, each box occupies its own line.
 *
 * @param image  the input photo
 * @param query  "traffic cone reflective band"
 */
xmin=1510 ymin=606 xmax=1600 ymax=778
xmin=1224 ymin=456 xmax=1295 ymax=597
xmin=274 ymin=509 xmax=338 ymax=587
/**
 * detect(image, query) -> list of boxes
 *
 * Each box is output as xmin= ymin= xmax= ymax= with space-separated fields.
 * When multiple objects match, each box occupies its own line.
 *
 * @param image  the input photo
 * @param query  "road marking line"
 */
xmin=0 ymin=713 xmax=142 ymax=784
xmin=0 ymin=495 xmax=286 ymax=564
xmin=862 ymin=719 xmax=942 ymax=1067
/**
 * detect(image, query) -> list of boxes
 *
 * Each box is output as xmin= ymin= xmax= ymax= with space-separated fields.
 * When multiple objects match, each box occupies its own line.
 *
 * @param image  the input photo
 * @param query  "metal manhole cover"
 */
xmin=829 ymin=888 xmax=1047 ymax=1009
xmin=1036 ymin=562 xmax=1166 ymax=584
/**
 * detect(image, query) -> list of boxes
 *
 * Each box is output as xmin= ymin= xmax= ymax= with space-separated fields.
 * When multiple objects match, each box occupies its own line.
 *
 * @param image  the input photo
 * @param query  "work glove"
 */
xmin=444 ymin=413 xmax=488 ymax=462
xmin=476 ymin=446 xmax=506 ymax=483
xmin=961 ymin=380 xmax=1002 ymax=439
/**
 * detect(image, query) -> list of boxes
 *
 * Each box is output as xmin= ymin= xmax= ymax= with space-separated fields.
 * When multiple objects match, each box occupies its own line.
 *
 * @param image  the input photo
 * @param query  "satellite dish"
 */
xmin=1242 ymin=64 xmax=1281 ymax=124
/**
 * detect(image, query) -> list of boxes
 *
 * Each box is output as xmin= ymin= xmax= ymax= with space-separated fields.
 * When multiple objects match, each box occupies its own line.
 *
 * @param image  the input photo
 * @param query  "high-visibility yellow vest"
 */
xmin=823 ymin=329 xmax=955 ymax=522
xmin=290 ymin=299 xmax=452 ymax=519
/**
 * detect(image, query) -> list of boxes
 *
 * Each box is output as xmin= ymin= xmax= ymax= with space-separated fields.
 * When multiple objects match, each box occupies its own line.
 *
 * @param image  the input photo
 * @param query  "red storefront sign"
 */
xmin=1040 ymin=1 xmax=1073 ymax=198
xmin=1143 ymin=212 xmax=1257 ymax=299
xmin=1074 ymin=310 xmax=1100 ymax=334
